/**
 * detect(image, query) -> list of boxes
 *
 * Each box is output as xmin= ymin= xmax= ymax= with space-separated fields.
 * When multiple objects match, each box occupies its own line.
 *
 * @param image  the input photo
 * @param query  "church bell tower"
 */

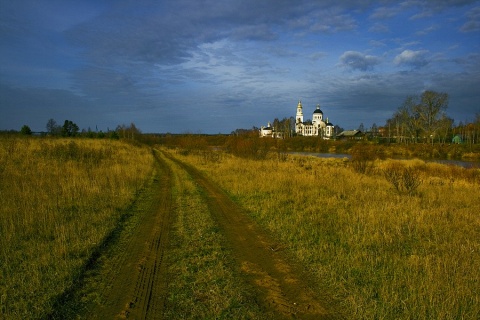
xmin=296 ymin=100 xmax=304 ymax=123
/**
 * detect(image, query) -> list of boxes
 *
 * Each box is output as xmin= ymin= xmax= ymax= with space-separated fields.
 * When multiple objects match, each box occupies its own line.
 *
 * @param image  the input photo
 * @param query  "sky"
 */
xmin=1 ymin=0 xmax=479 ymax=134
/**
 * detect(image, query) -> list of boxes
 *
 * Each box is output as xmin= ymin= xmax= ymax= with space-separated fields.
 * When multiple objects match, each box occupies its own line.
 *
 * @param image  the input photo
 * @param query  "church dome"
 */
xmin=313 ymin=104 xmax=323 ymax=114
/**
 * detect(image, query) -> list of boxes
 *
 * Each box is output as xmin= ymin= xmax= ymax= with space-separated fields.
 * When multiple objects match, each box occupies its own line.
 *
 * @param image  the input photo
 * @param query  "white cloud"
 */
xmin=394 ymin=50 xmax=429 ymax=68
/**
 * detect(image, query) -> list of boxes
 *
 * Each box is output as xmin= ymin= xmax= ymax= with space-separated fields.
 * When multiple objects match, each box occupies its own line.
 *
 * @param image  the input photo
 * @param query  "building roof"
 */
xmin=313 ymin=104 xmax=323 ymax=114
xmin=338 ymin=130 xmax=362 ymax=137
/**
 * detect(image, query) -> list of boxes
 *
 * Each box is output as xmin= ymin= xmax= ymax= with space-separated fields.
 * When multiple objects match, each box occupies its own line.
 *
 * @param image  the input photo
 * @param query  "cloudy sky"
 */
xmin=1 ymin=0 xmax=479 ymax=133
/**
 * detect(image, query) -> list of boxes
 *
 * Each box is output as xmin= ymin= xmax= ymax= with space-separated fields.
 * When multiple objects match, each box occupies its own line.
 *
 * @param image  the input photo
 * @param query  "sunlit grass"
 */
xmin=0 ymin=137 xmax=154 ymax=319
xmin=170 ymin=149 xmax=480 ymax=319
xmin=160 ymin=151 xmax=267 ymax=319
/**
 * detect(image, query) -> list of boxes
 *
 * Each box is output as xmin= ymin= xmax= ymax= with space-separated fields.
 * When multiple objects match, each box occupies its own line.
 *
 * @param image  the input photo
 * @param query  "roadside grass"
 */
xmin=159 ymin=151 xmax=267 ymax=319
xmin=0 ymin=137 xmax=154 ymax=319
xmin=170 ymin=149 xmax=480 ymax=320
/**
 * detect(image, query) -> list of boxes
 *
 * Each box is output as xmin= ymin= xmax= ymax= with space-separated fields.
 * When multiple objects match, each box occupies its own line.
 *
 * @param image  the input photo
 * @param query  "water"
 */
xmin=289 ymin=152 xmax=351 ymax=159
xmin=290 ymin=152 xmax=479 ymax=168
xmin=431 ymin=159 xmax=479 ymax=168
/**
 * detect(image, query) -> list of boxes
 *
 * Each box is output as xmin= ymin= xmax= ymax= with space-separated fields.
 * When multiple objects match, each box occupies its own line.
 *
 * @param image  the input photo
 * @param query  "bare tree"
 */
xmin=386 ymin=91 xmax=450 ymax=143
xmin=46 ymin=118 xmax=61 ymax=135
xmin=413 ymin=91 xmax=449 ymax=143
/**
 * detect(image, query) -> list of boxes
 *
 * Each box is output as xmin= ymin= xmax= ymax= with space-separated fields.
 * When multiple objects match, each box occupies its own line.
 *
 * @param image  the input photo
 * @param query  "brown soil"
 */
xmin=57 ymin=151 xmax=341 ymax=319
xmin=85 ymin=152 xmax=173 ymax=319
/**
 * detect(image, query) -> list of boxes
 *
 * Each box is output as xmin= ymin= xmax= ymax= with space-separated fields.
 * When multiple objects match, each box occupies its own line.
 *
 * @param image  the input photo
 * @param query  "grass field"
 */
xmin=172 ymin=148 xmax=480 ymax=319
xmin=2 ymin=135 xmax=479 ymax=319
xmin=0 ymin=137 xmax=154 ymax=319
xmin=160 ymin=151 xmax=267 ymax=319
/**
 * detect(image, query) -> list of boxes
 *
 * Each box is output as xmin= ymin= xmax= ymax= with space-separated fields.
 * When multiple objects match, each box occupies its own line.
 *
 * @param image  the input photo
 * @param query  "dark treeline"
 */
xmin=8 ymin=119 xmax=142 ymax=140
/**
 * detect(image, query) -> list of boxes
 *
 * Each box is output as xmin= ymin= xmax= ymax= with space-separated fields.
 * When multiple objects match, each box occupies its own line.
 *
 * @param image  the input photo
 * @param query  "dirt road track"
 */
xmin=86 ymin=151 xmax=173 ymax=319
xmin=54 ymin=150 xmax=341 ymax=319
xmin=166 ymin=152 xmax=341 ymax=319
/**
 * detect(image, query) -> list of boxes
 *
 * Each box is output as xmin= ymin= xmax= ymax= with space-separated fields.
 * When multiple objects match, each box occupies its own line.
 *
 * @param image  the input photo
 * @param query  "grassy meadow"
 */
xmin=159 ymin=151 xmax=267 ymax=319
xmin=0 ymin=137 xmax=154 ymax=319
xmin=170 ymin=148 xmax=480 ymax=319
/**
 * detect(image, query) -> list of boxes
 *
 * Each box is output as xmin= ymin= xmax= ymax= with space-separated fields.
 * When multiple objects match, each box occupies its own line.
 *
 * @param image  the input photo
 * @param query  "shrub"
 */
xmin=383 ymin=163 xmax=423 ymax=195
xmin=350 ymin=144 xmax=377 ymax=174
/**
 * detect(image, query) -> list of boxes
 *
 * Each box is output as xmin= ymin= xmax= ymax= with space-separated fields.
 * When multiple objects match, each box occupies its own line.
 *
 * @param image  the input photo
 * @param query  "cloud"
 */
xmin=369 ymin=23 xmax=390 ymax=33
xmin=394 ymin=50 xmax=429 ymax=69
xmin=339 ymin=51 xmax=381 ymax=71
xmin=230 ymin=24 xmax=278 ymax=41
xmin=460 ymin=6 xmax=480 ymax=32
xmin=416 ymin=25 xmax=439 ymax=36
xmin=369 ymin=6 xmax=401 ymax=20
xmin=309 ymin=12 xmax=357 ymax=33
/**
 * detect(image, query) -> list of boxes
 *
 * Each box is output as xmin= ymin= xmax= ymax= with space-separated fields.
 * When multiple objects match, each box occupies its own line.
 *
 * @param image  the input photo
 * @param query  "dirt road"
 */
xmin=89 ymin=151 xmax=173 ymax=319
xmin=167 ymin=153 xmax=340 ymax=319
xmin=54 ymin=150 xmax=340 ymax=319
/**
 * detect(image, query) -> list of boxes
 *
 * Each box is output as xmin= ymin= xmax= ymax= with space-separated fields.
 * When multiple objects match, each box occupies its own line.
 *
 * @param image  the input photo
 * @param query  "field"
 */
xmin=0 ymin=137 xmax=154 ymax=318
xmin=1 ymin=136 xmax=479 ymax=319
xmin=173 ymin=148 xmax=480 ymax=319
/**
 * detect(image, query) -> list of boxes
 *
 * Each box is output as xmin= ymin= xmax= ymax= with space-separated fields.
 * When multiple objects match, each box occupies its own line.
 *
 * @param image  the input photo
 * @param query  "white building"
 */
xmin=260 ymin=122 xmax=274 ymax=137
xmin=295 ymin=101 xmax=334 ymax=139
xmin=260 ymin=122 xmax=283 ymax=138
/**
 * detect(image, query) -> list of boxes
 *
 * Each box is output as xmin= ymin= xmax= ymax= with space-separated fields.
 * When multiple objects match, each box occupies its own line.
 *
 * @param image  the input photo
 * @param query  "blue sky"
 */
xmin=1 ymin=0 xmax=479 ymax=133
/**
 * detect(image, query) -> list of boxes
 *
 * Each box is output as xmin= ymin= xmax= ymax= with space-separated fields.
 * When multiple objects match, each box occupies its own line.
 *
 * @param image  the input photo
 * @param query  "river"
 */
xmin=289 ymin=152 xmax=479 ymax=168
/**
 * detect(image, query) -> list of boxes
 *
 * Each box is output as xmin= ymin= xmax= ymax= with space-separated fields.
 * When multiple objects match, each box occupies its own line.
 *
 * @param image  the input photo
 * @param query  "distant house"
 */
xmin=452 ymin=134 xmax=463 ymax=144
xmin=337 ymin=130 xmax=364 ymax=140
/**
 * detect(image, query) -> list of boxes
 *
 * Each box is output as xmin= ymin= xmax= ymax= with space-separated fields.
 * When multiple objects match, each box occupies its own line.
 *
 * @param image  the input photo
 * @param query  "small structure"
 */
xmin=259 ymin=122 xmax=283 ymax=138
xmin=452 ymin=134 xmax=463 ymax=144
xmin=337 ymin=130 xmax=364 ymax=140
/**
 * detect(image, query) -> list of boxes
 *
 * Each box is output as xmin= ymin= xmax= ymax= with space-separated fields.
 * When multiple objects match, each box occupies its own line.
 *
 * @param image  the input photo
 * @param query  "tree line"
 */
xmin=15 ymin=119 xmax=142 ymax=140
xmin=383 ymin=90 xmax=479 ymax=145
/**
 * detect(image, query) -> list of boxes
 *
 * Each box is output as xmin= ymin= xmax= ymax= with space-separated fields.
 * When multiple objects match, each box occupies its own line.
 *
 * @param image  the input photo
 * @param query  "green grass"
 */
xmin=171 ymin=149 xmax=480 ymax=319
xmin=0 ymin=137 xmax=154 ymax=319
xmin=160 ymin=151 xmax=268 ymax=319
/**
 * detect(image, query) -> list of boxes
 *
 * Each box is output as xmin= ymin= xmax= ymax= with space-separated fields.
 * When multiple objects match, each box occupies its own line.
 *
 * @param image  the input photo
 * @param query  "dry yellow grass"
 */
xmin=0 ymin=137 xmax=154 ymax=319
xmin=173 ymin=149 xmax=480 ymax=319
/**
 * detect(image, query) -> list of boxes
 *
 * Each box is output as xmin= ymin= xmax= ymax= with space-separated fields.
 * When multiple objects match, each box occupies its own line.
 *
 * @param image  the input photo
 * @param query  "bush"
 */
xmin=383 ymin=163 xmax=422 ymax=195
xmin=350 ymin=144 xmax=377 ymax=174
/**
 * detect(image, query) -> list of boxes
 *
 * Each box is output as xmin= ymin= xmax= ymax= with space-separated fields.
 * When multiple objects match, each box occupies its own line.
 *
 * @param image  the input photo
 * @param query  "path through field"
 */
xmin=166 ymin=153 xmax=339 ymax=319
xmin=56 ymin=150 xmax=340 ymax=319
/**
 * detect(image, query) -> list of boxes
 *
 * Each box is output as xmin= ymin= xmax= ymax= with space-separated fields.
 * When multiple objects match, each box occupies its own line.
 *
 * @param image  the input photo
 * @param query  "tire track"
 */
xmin=87 ymin=151 xmax=172 ymax=319
xmin=164 ymin=152 xmax=342 ymax=319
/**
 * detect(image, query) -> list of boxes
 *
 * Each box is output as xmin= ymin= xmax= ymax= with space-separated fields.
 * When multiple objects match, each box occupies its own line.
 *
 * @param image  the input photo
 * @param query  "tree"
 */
xmin=46 ymin=118 xmax=60 ymax=135
xmin=116 ymin=123 xmax=141 ymax=139
xmin=20 ymin=125 xmax=32 ymax=135
xmin=412 ymin=91 xmax=449 ymax=142
xmin=386 ymin=91 xmax=450 ymax=143
xmin=438 ymin=116 xmax=454 ymax=143
xmin=62 ymin=120 xmax=79 ymax=137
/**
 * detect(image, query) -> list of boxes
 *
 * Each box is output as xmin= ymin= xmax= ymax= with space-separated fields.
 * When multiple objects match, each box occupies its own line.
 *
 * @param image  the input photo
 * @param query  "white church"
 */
xmin=260 ymin=101 xmax=335 ymax=138
xmin=295 ymin=100 xmax=334 ymax=138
